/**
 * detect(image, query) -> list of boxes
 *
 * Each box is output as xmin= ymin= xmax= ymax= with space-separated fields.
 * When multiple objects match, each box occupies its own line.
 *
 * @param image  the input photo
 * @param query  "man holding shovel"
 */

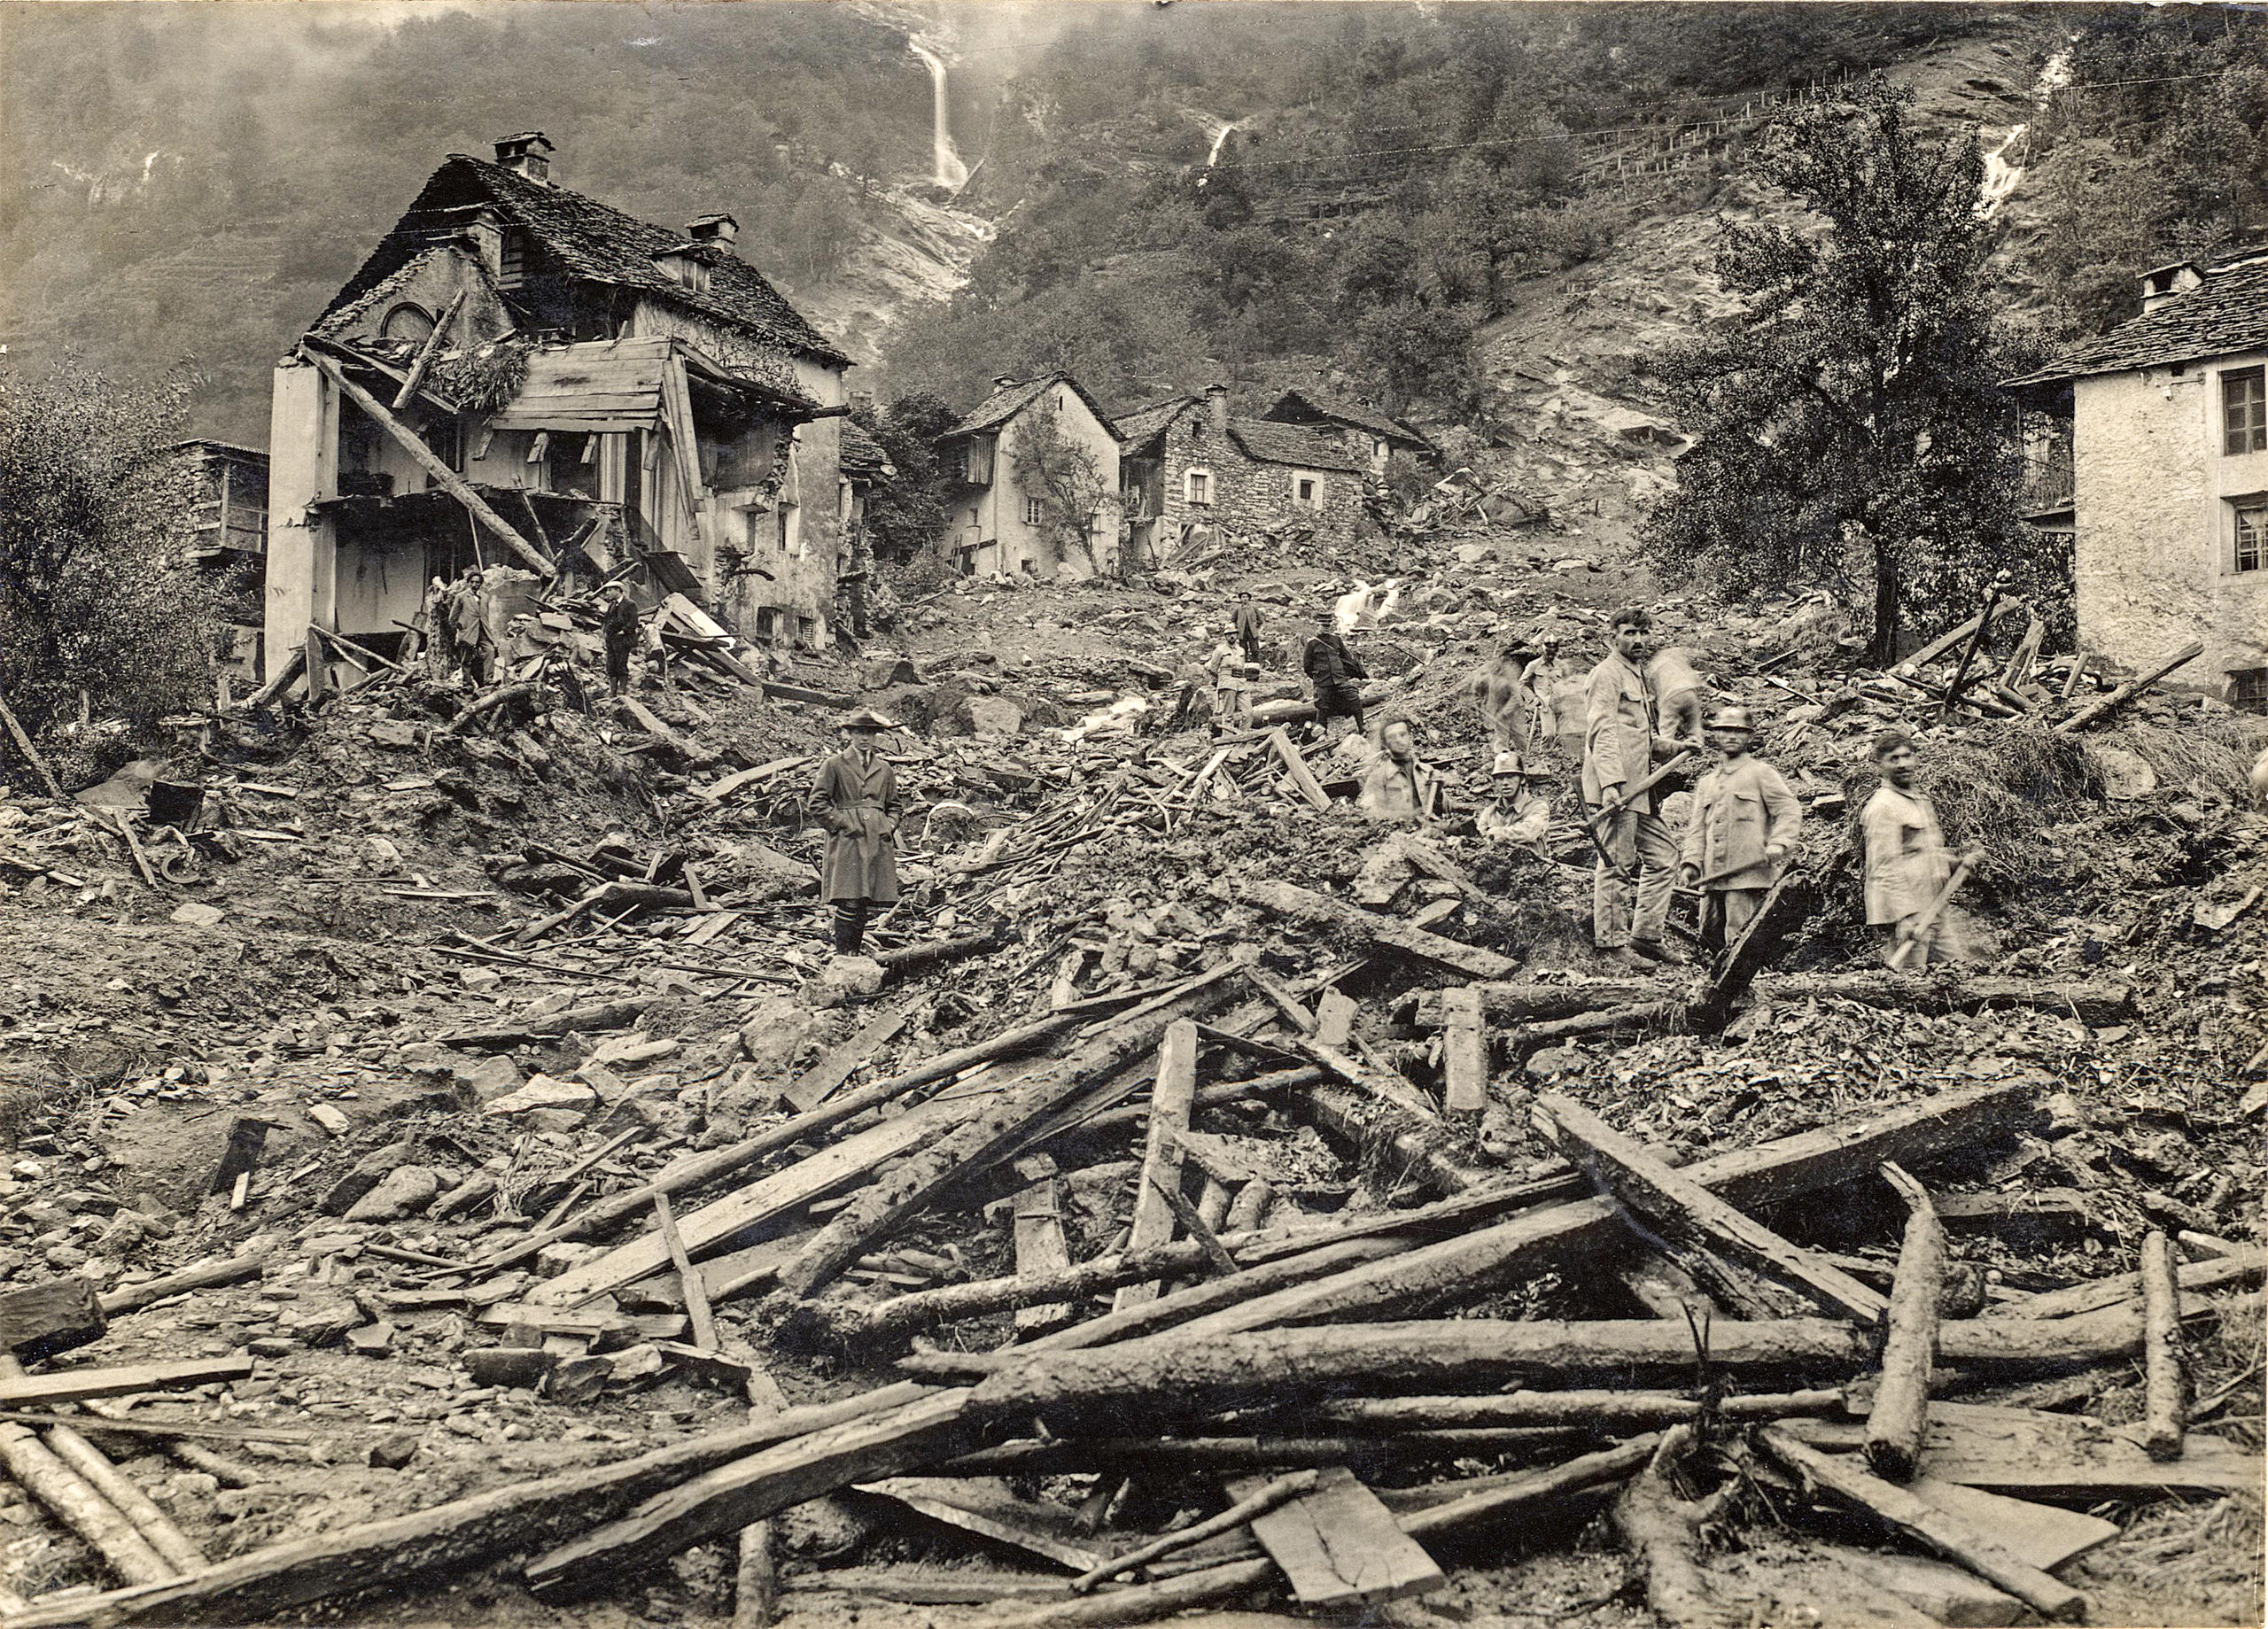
xmin=1583 ymin=606 xmax=1689 ymax=968
xmin=1677 ymin=706 xmax=1801 ymax=951
xmin=1862 ymin=730 xmax=1978 ymax=967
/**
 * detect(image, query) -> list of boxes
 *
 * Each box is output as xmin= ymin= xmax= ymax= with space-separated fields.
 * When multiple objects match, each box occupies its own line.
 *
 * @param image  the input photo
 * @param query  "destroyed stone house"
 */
xmin=1117 ymin=384 xmax=1379 ymax=560
xmin=936 ymin=374 xmax=1122 ymax=579
xmin=2008 ymin=252 xmax=2268 ymax=710
xmin=263 ymin=131 xmax=851 ymax=682
xmin=175 ymin=438 xmax=268 ymax=679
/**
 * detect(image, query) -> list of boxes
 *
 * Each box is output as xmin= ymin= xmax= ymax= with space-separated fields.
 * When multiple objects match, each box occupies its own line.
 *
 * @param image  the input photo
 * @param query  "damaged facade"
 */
xmin=263 ymin=131 xmax=852 ymax=681
xmin=1118 ymin=384 xmax=1371 ymax=560
xmin=2008 ymin=252 xmax=2268 ymax=709
xmin=936 ymin=375 xmax=1122 ymax=579
xmin=175 ymin=438 xmax=269 ymax=679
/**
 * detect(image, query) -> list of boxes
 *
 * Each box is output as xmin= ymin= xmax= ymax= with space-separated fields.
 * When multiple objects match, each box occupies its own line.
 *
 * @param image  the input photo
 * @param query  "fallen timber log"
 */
xmin=1234 ymin=879 xmax=1517 ymax=981
xmin=436 ymin=996 xmax=661 ymax=1050
xmin=768 ymin=959 xmax=1251 ymax=1301
xmin=1867 ymin=1165 xmax=1946 ymax=1481
xmin=1404 ymin=973 xmax=2134 ymax=1029
xmin=1129 ymin=1079 xmax=2040 ymax=1340
xmin=1308 ymin=1388 xmax=1847 ymax=1431
xmin=0 ymin=1384 xmax=935 ymax=1628
xmin=935 ymin=1431 xmax=1589 ymax=1478
xmin=928 ymin=1309 xmax=2161 ymax=1433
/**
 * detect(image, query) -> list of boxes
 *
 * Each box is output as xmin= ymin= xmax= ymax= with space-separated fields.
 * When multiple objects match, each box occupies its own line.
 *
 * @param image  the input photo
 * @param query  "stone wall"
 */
xmin=2072 ymin=355 xmax=2268 ymax=697
xmin=1146 ymin=410 xmax=1362 ymax=554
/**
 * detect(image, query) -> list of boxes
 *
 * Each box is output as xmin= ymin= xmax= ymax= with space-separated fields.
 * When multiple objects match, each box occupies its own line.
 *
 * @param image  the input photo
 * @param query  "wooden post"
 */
xmin=654 ymin=1193 xmax=718 ymax=1352
xmin=1114 ymin=1020 xmax=1200 ymax=1311
xmin=2054 ymin=640 xmax=2204 ymax=733
xmin=2140 ymin=1230 xmax=2185 ymax=1461
xmin=1866 ymin=1164 xmax=1944 ymax=1481
xmin=299 ymin=346 xmax=553 ymax=578
xmin=0 ymin=690 xmax=65 ymax=800
xmin=392 ymin=289 xmax=468 ymax=411
xmin=1441 ymin=984 xmax=1487 ymax=1121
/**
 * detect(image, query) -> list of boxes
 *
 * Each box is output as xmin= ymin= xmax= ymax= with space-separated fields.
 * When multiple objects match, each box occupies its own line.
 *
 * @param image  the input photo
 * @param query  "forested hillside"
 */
xmin=0 ymin=2 xmax=933 ymax=440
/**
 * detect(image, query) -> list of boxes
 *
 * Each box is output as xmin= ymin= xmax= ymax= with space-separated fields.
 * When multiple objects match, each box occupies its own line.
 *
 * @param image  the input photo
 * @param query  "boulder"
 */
xmin=967 ymin=696 xmax=1024 ymax=737
xmin=482 ymin=1076 xmax=597 ymax=1119
xmin=802 ymin=955 xmax=885 ymax=1008
xmin=456 ymin=1054 xmax=524 ymax=1104
xmin=343 ymin=1166 xmax=440 ymax=1222
xmin=738 ymin=996 xmax=820 ymax=1074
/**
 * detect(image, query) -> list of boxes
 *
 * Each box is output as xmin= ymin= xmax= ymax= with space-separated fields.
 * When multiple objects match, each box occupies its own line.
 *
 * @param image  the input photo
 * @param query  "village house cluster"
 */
xmin=182 ymin=130 xmax=2265 ymax=717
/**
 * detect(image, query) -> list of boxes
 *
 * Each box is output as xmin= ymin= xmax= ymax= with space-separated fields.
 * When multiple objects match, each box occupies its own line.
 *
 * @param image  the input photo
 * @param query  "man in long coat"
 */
xmin=812 ymin=708 xmax=903 ymax=956
xmin=1583 ymin=605 xmax=1683 ymax=966
xmin=1677 ymin=705 xmax=1802 ymax=950
xmin=1232 ymin=592 xmax=1264 ymax=666
xmin=1304 ymin=607 xmax=1370 ymax=742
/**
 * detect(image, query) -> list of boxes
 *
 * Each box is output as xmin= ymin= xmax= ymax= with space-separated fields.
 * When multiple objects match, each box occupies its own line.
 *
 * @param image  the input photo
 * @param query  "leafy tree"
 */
xmin=0 ymin=358 xmax=223 ymax=749
xmin=1644 ymin=77 xmax=2043 ymax=666
xmin=857 ymin=392 xmax=959 ymax=568
xmin=1008 ymin=399 xmax=1114 ymax=577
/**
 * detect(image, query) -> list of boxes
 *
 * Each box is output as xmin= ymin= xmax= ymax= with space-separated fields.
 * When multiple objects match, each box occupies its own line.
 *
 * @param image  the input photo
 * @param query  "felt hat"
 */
xmin=842 ymin=707 xmax=897 ymax=731
xmin=1492 ymin=750 xmax=1526 ymax=777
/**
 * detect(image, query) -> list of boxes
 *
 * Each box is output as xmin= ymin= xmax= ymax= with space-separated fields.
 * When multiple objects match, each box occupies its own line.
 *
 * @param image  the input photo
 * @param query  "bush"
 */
xmin=0 ymin=358 xmax=224 ymax=754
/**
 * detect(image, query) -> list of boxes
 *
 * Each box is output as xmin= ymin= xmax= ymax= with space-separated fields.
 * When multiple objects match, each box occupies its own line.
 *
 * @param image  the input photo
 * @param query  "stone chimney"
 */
xmin=687 ymin=213 xmax=739 ymax=252
xmin=1206 ymin=383 xmax=1230 ymax=433
xmin=2140 ymin=260 xmax=2203 ymax=314
xmin=493 ymin=132 xmax=555 ymax=185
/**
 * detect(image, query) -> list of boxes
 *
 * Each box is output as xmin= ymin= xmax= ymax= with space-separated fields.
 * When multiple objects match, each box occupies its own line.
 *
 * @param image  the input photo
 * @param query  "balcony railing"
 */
xmin=2021 ymin=450 xmax=2074 ymax=517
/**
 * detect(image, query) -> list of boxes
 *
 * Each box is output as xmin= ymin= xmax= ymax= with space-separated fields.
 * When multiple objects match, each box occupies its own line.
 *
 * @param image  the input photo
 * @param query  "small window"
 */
xmin=2229 ymin=668 xmax=2268 ymax=713
xmin=2225 ymin=368 xmax=2265 ymax=455
xmin=1185 ymin=467 xmax=1213 ymax=505
xmin=1023 ymin=495 xmax=1044 ymax=525
xmin=964 ymin=435 xmax=995 ymax=485
xmin=500 ymin=229 xmax=527 ymax=291
xmin=2235 ymin=498 xmax=2268 ymax=572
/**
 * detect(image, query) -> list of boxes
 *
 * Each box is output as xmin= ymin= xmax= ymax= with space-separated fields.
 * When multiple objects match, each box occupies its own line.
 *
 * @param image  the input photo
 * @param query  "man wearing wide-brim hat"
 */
xmin=1677 ymin=704 xmax=1802 ymax=951
xmin=812 ymin=707 xmax=903 ymax=956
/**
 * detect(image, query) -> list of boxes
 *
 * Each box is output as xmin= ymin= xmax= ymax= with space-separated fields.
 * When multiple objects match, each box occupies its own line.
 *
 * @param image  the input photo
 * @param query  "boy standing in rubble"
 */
xmin=1678 ymin=706 xmax=1801 ymax=950
xmin=812 ymin=708 xmax=903 ymax=958
xmin=599 ymin=584 xmax=642 ymax=695
xmin=1583 ymin=605 xmax=1684 ymax=968
xmin=1863 ymin=730 xmax=1974 ymax=966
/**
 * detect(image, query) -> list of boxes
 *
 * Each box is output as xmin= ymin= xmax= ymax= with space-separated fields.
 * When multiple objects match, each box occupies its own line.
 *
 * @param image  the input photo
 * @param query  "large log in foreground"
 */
xmin=943 ymin=1311 xmax=2151 ymax=1434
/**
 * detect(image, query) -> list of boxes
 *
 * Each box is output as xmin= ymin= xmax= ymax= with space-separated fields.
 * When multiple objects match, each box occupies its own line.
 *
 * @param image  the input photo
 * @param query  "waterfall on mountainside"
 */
xmin=910 ymin=41 xmax=970 ymax=192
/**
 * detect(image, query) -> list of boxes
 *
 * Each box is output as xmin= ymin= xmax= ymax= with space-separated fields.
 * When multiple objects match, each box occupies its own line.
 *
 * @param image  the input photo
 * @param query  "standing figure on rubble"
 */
xmin=599 ymin=584 xmax=642 ymax=696
xmin=1304 ymin=608 xmax=1370 ymax=743
xmin=1359 ymin=716 xmax=1438 ymax=822
xmin=1678 ymin=706 xmax=1801 ymax=950
xmin=450 ymin=567 xmax=494 ymax=687
xmin=1233 ymin=590 xmax=1265 ymax=667
xmin=1584 ymin=605 xmax=1685 ymax=968
xmin=1471 ymin=640 xmax=1542 ymax=758
xmin=812 ymin=708 xmax=903 ymax=958
xmin=1862 ymin=730 xmax=1973 ymax=966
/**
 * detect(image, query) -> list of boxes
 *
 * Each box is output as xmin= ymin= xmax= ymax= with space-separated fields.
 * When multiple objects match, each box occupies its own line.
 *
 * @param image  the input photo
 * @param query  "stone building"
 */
xmin=175 ymin=438 xmax=269 ymax=679
xmin=936 ymin=375 xmax=1122 ymax=578
xmin=1118 ymin=385 xmax=1368 ymax=561
xmin=1258 ymin=387 xmax=1433 ymax=478
xmin=2008 ymin=252 xmax=2268 ymax=710
xmin=262 ymin=131 xmax=851 ymax=683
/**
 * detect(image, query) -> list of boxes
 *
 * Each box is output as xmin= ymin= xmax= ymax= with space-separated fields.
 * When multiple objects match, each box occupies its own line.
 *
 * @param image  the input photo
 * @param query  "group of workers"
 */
xmin=805 ymin=589 xmax=1970 ymax=971
xmin=417 ymin=571 xmax=656 ymax=698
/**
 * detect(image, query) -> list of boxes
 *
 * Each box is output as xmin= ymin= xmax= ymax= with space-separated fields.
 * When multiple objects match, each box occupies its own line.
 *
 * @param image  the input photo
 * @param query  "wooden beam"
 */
xmin=1440 ymin=984 xmax=1486 ymax=1120
xmin=1234 ymin=879 xmax=1517 ymax=980
xmin=1116 ymin=1020 xmax=1199 ymax=1311
xmin=391 ymin=289 xmax=468 ymax=410
xmin=0 ymin=1277 xmax=105 ymax=1363
xmin=2139 ymin=1230 xmax=2185 ymax=1461
xmin=1010 ymin=1169 xmax=1076 ymax=1337
xmin=1865 ymin=1164 xmax=1944 ymax=1481
xmin=1539 ymin=1094 xmax=1888 ymax=1324
xmin=2054 ymin=639 xmax=2204 ymax=733
xmin=299 ymin=346 xmax=553 ymax=578
xmin=1228 ymin=1465 xmax=1443 ymax=1607
xmin=1265 ymin=728 xmax=1331 ymax=810
xmin=0 ymin=1358 xmax=252 ymax=1408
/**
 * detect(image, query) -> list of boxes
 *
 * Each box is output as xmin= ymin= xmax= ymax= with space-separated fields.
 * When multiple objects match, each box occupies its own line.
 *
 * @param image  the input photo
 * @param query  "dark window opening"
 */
xmin=2236 ymin=498 xmax=2267 ymax=573
xmin=2224 ymin=367 xmax=2265 ymax=455
xmin=2229 ymin=668 xmax=2268 ymax=712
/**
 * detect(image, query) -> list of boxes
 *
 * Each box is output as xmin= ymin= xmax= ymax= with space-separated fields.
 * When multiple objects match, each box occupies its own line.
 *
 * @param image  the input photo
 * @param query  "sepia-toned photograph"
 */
xmin=0 ymin=2 xmax=2262 ymax=1625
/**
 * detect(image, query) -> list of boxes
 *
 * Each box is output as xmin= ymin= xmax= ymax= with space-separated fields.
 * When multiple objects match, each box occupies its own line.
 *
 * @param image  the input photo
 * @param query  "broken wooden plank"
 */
xmin=653 ymin=1193 xmax=718 ymax=1353
xmin=1979 ymin=1245 xmax=2264 ymax=1320
xmin=524 ymin=1388 xmax=982 ymax=1598
xmin=1010 ymin=1162 xmax=1075 ymax=1337
xmin=2139 ymin=1230 xmax=2186 ymax=1461
xmin=1781 ymin=1399 xmax=2260 ymax=1497
xmin=1440 ymin=984 xmax=1486 ymax=1120
xmin=1070 ymin=1470 xmax=1317 ymax=1593
xmin=438 ymin=996 xmax=660 ymax=1049
xmin=1264 ymin=728 xmax=1331 ymax=811
xmin=1539 ymin=1093 xmax=1888 ymax=1324
xmin=1759 ymin=1426 xmax=2086 ymax=1622
xmin=696 ymin=757 xmax=812 ymax=803
xmin=1113 ymin=1020 xmax=1200 ymax=1312
xmin=1234 ymin=879 xmax=1516 ymax=980
xmin=850 ymin=1477 xmax=1103 ymax=1572
xmin=769 ymin=962 xmax=1249 ymax=1303
xmin=1867 ymin=1164 xmax=1944 ymax=1481
xmin=0 ymin=1358 xmax=252 ymax=1408
xmin=534 ymin=1085 xmax=988 ymax=1307
xmin=0 ymin=1385 xmax=937 ymax=1628
xmin=1906 ymin=1481 xmax=2117 ymax=1571
xmin=1124 ymin=1080 xmax=2039 ymax=1340
xmin=2054 ymin=639 xmax=2204 ymax=734
xmin=1229 ymin=1464 xmax=1443 ymax=1607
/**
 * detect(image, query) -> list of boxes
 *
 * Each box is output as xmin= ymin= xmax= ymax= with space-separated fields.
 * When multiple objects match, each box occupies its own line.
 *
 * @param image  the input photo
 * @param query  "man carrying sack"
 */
xmin=812 ymin=708 xmax=904 ymax=957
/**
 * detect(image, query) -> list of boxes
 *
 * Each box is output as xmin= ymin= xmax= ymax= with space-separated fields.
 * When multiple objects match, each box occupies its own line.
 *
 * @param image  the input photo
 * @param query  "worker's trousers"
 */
xmin=1702 ymin=886 xmax=1768 ymax=951
xmin=1591 ymin=803 xmax=1676 ymax=950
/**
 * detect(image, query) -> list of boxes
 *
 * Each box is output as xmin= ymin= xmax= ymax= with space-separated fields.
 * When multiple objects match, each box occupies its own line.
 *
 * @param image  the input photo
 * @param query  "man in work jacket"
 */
xmin=1304 ymin=607 xmax=1371 ymax=743
xmin=1583 ymin=604 xmax=1684 ymax=967
xmin=1677 ymin=705 xmax=1802 ymax=950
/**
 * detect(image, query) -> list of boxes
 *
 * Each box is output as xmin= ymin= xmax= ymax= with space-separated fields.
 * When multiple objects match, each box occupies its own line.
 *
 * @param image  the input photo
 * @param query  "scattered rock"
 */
xmin=482 ymin=1077 xmax=598 ymax=1119
xmin=343 ymin=1166 xmax=440 ymax=1222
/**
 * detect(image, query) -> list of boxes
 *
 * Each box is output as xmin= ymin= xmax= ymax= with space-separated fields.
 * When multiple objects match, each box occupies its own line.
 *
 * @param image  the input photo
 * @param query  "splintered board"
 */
xmin=1229 ymin=1465 xmax=1444 ymax=1607
xmin=1784 ymin=1402 xmax=2259 ymax=1499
